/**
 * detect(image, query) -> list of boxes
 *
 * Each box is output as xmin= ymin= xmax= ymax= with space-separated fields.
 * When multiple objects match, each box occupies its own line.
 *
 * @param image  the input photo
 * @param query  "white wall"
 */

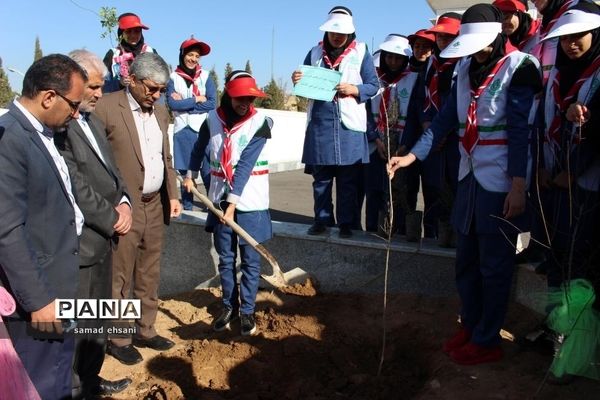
xmin=0 ymin=107 xmax=308 ymax=173
xmin=168 ymin=108 xmax=307 ymax=173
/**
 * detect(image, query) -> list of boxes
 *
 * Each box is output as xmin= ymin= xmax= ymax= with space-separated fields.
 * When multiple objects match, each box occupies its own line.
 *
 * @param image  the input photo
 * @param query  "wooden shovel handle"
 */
xmin=176 ymin=176 xmax=259 ymax=247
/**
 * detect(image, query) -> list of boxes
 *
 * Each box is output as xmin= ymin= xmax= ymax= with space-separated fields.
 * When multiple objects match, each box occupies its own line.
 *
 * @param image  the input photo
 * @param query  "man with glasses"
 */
xmin=0 ymin=54 xmax=86 ymax=399
xmin=94 ymin=52 xmax=180 ymax=365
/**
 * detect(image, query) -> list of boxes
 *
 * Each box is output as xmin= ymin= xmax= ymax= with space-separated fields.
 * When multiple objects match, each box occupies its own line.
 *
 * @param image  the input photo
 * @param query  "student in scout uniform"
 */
xmin=183 ymin=71 xmax=271 ymax=336
xmin=103 ymin=13 xmax=157 ymax=93
xmin=291 ymin=6 xmax=379 ymax=238
xmin=536 ymin=2 xmax=600 ymax=311
xmin=167 ymin=37 xmax=217 ymax=210
xmin=408 ymin=29 xmax=435 ymax=74
xmin=494 ymin=0 xmax=541 ymax=53
xmin=364 ymin=34 xmax=419 ymax=233
xmin=419 ymin=13 xmax=462 ymax=246
xmin=531 ymin=0 xmax=581 ymax=84
xmin=388 ymin=4 xmax=542 ymax=365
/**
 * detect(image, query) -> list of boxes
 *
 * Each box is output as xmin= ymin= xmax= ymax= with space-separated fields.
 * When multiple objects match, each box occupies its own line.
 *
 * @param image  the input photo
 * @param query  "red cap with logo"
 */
xmin=118 ymin=13 xmax=149 ymax=30
xmin=180 ymin=37 xmax=211 ymax=56
xmin=426 ymin=16 xmax=461 ymax=36
xmin=408 ymin=29 xmax=436 ymax=45
xmin=225 ymin=76 xmax=267 ymax=98
xmin=493 ymin=0 xmax=527 ymax=13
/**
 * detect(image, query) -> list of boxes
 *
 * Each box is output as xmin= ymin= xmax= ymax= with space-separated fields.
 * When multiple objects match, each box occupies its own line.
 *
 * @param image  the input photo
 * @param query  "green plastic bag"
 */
xmin=546 ymin=279 xmax=600 ymax=380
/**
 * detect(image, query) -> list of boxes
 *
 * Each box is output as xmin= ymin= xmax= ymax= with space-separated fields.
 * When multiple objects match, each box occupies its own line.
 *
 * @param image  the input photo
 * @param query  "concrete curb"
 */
xmin=160 ymin=211 xmax=547 ymax=314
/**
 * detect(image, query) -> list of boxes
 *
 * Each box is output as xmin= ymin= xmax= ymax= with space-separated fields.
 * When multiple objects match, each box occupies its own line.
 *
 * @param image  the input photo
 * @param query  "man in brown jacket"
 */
xmin=94 ymin=52 xmax=181 ymax=365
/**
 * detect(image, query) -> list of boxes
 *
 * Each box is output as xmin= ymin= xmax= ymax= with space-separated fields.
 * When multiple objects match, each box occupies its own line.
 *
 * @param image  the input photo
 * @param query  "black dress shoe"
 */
xmin=339 ymin=226 xmax=352 ymax=238
xmin=93 ymin=377 xmax=132 ymax=395
xmin=307 ymin=222 xmax=326 ymax=235
xmin=106 ymin=344 xmax=143 ymax=365
xmin=133 ymin=334 xmax=175 ymax=351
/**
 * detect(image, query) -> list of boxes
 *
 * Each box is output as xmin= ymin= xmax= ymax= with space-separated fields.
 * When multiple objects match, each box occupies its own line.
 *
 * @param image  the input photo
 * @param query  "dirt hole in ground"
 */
xmin=100 ymin=280 xmax=600 ymax=400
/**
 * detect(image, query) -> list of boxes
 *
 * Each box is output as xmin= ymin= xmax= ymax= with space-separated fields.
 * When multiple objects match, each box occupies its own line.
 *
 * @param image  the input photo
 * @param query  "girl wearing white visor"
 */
xmin=388 ymin=3 xmax=542 ymax=365
xmin=364 ymin=34 xmax=419 ymax=235
xmin=291 ymin=6 xmax=379 ymax=238
xmin=533 ymin=3 xmax=600 ymax=382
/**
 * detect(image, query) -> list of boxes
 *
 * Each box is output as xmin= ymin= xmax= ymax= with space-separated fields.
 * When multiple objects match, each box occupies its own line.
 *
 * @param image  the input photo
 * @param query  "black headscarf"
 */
xmin=378 ymin=49 xmax=409 ymax=82
xmin=462 ymin=4 xmax=508 ymax=89
xmin=177 ymin=46 xmax=203 ymax=87
xmin=427 ymin=12 xmax=462 ymax=93
xmin=541 ymin=0 xmax=571 ymax=28
xmin=432 ymin=12 xmax=462 ymax=59
xmin=322 ymin=6 xmax=357 ymax=67
xmin=219 ymin=70 xmax=253 ymax=128
xmin=509 ymin=11 xmax=533 ymax=47
xmin=117 ymin=13 xmax=147 ymax=57
xmin=555 ymin=1 xmax=600 ymax=97
xmin=409 ymin=55 xmax=429 ymax=72
xmin=323 ymin=32 xmax=357 ymax=65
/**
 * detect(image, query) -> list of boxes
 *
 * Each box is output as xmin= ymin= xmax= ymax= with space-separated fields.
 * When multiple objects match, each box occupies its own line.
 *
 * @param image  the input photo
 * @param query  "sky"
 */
xmin=0 ymin=1 xmax=437 ymax=93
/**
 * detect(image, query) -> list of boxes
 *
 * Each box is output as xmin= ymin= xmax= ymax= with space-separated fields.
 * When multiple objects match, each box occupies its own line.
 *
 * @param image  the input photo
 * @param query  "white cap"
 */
xmin=379 ymin=34 xmax=412 ymax=57
xmin=373 ymin=50 xmax=381 ymax=68
xmin=543 ymin=9 xmax=600 ymax=41
xmin=440 ymin=22 xmax=502 ymax=58
xmin=319 ymin=12 xmax=355 ymax=34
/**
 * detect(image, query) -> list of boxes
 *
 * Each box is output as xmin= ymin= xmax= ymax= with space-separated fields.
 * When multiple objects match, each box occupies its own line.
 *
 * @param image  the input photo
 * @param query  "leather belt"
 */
xmin=141 ymin=191 xmax=159 ymax=203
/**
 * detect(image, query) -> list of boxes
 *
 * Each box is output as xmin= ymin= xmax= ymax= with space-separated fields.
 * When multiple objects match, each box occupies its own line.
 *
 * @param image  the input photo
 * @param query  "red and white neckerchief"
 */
xmin=541 ymin=0 xmax=576 ymax=36
xmin=462 ymin=43 xmax=517 ymax=155
xmin=321 ymin=40 xmax=357 ymax=70
xmin=376 ymin=68 xmax=409 ymax=133
xmin=217 ymin=106 xmax=257 ymax=188
xmin=547 ymin=55 xmax=600 ymax=148
xmin=424 ymin=55 xmax=459 ymax=112
xmin=175 ymin=65 xmax=203 ymax=96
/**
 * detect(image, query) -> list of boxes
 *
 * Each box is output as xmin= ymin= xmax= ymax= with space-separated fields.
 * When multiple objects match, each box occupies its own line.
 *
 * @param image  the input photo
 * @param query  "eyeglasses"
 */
xmin=140 ymin=79 xmax=167 ymax=95
xmin=54 ymin=91 xmax=81 ymax=114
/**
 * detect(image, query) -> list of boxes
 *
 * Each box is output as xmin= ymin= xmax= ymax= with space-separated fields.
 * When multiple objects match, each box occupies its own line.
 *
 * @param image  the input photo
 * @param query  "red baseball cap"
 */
xmin=493 ymin=0 xmax=527 ymax=13
xmin=408 ymin=29 xmax=436 ymax=45
xmin=225 ymin=76 xmax=267 ymax=98
xmin=180 ymin=37 xmax=211 ymax=56
xmin=426 ymin=16 xmax=461 ymax=36
xmin=118 ymin=14 xmax=149 ymax=30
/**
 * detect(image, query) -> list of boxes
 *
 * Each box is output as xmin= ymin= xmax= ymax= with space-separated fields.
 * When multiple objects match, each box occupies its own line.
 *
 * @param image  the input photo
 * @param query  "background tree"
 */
xmin=257 ymin=78 xmax=285 ymax=110
xmin=0 ymin=66 xmax=16 ymax=107
xmin=33 ymin=36 xmax=43 ymax=62
xmin=296 ymin=96 xmax=309 ymax=112
xmin=244 ymin=60 xmax=253 ymax=75
xmin=209 ymin=66 xmax=222 ymax=101
xmin=224 ymin=63 xmax=233 ymax=81
xmin=99 ymin=6 xmax=118 ymax=46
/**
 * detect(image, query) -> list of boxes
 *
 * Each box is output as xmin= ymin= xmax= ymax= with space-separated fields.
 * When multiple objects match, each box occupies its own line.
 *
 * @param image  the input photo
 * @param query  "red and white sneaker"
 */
xmin=449 ymin=342 xmax=503 ymax=365
xmin=442 ymin=328 xmax=471 ymax=354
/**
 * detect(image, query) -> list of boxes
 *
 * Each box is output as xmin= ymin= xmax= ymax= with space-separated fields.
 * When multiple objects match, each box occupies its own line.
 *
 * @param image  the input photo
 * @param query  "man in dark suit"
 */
xmin=54 ymin=49 xmax=133 ymax=399
xmin=94 ymin=52 xmax=181 ymax=365
xmin=0 ymin=54 xmax=86 ymax=399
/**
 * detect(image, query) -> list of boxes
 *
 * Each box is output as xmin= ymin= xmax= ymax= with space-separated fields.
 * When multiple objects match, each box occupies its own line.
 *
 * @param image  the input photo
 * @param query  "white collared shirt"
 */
xmin=77 ymin=114 xmax=106 ymax=164
xmin=126 ymin=90 xmax=164 ymax=194
xmin=14 ymin=100 xmax=85 ymax=236
xmin=77 ymin=114 xmax=130 ymax=208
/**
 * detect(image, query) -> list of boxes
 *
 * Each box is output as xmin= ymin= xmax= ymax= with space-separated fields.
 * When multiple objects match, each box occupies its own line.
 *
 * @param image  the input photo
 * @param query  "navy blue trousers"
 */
xmin=311 ymin=164 xmax=361 ymax=228
xmin=452 ymin=173 xmax=524 ymax=347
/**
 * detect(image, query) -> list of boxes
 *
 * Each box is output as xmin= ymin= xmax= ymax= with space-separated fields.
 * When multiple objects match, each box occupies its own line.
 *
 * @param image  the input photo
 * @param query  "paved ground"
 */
xmin=190 ymin=168 xmax=424 ymax=228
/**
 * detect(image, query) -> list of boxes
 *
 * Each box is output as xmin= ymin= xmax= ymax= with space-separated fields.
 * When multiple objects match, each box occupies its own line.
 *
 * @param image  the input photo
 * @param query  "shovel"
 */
xmin=176 ymin=176 xmax=306 ymax=288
